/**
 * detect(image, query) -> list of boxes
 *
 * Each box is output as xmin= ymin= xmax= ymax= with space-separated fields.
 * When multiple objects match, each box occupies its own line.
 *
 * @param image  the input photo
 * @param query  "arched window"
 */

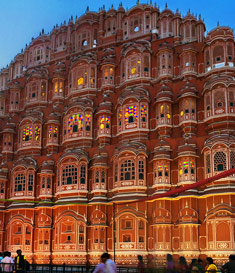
xmin=15 ymin=174 xmax=26 ymax=192
xmin=62 ymin=165 xmax=78 ymax=185
xmin=124 ymin=105 xmax=138 ymax=126
xmin=80 ymin=165 xmax=86 ymax=184
xmin=120 ymin=160 xmax=135 ymax=181
xmin=178 ymin=158 xmax=196 ymax=183
xmin=214 ymin=151 xmax=227 ymax=172
xmin=138 ymin=160 xmax=144 ymax=179
xmin=34 ymin=47 xmax=43 ymax=62
xmin=213 ymin=45 xmax=224 ymax=65
xmin=53 ymin=79 xmax=64 ymax=97
xmin=206 ymin=154 xmax=211 ymax=174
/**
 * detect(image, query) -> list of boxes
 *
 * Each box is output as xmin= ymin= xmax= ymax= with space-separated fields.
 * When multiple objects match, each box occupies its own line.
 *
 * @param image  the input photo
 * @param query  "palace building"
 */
xmin=0 ymin=2 xmax=235 ymax=265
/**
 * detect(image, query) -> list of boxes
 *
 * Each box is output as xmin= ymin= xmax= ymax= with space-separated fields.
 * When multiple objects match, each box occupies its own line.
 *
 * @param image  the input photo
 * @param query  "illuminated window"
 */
xmin=100 ymin=115 xmax=110 ymax=129
xmin=35 ymin=126 xmax=41 ymax=141
xmin=23 ymin=126 xmax=32 ymax=142
xmin=54 ymin=82 xmax=58 ymax=93
xmin=141 ymin=105 xmax=147 ymax=122
xmin=78 ymin=77 xmax=84 ymax=86
xmin=62 ymin=165 xmax=78 ymax=185
xmin=118 ymin=109 xmax=122 ymax=126
xmin=120 ymin=160 xmax=135 ymax=181
xmin=41 ymin=81 xmax=46 ymax=98
xmin=68 ymin=114 xmax=83 ymax=134
xmin=85 ymin=114 xmax=91 ymax=131
xmin=15 ymin=174 xmax=26 ymax=192
xmin=49 ymin=126 xmax=58 ymax=138
xmin=156 ymin=163 xmax=169 ymax=177
xmin=90 ymin=67 xmax=95 ymax=84
xmin=125 ymin=106 xmax=138 ymax=124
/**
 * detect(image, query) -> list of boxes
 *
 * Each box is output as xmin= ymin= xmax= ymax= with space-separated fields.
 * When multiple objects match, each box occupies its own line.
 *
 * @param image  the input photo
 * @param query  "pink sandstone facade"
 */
xmin=0 ymin=2 xmax=234 ymax=266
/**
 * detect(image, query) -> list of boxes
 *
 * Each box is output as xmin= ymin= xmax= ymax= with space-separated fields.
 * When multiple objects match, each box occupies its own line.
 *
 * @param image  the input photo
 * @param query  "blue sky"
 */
xmin=0 ymin=0 xmax=234 ymax=69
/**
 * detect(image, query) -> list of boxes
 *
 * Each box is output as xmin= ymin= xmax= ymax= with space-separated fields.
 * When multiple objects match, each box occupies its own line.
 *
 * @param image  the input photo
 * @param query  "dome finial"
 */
xmin=217 ymin=21 xmax=220 ymax=28
xmin=137 ymin=0 xmax=140 ymax=5
xmin=165 ymin=2 xmax=167 ymax=9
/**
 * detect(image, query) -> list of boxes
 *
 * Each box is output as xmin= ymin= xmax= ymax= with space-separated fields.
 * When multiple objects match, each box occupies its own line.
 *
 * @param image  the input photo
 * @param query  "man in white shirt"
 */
xmin=101 ymin=253 xmax=117 ymax=273
xmin=1 ymin=251 xmax=14 ymax=273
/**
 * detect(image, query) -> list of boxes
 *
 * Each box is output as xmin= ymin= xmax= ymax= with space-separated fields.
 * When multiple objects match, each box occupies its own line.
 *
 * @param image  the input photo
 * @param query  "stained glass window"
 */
xmin=156 ymin=164 xmax=169 ymax=177
xmin=78 ymin=77 xmax=84 ymax=86
xmin=68 ymin=114 xmax=83 ymax=134
xmin=35 ymin=126 xmax=41 ymax=141
xmin=118 ymin=109 xmax=122 ymax=126
xmin=125 ymin=106 xmax=138 ymax=124
xmin=100 ymin=116 xmax=110 ymax=129
xmin=85 ymin=114 xmax=91 ymax=131
xmin=23 ymin=126 xmax=32 ymax=141
xmin=141 ymin=105 xmax=147 ymax=122
xmin=49 ymin=126 xmax=58 ymax=138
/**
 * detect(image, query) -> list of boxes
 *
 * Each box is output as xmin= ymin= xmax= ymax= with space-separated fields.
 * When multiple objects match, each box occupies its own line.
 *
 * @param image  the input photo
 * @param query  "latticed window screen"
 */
xmin=28 ymin=174 xmax=34 ymax=191
xmin=95 ymin=171 xmax=99 ymax=183
xmin=206 ymin=154 xmax=211 ymax=173
xmin=214 ymin=91 xmax=225 ymax=108
xmin=101 ymin=171 xmax=105 ymax=183
xmin=80 ymin=165 xmax=86 ymax=184
xmin=138 ymin=160 xmax=144 ymax=179
xmin=214 ymin=151 xmax=227 ymax=172
xmin=62 ymin=165 xmax=78 ymax=185
xmin=15 ymin=174 xmax=26 ymax=192
xmin=120 ymin=160 xmax=135 ymax=181
xmin=230 ymin=151 xmax=235 ymax=169
xmin=114 ymin=163 xmax=118 ymax=182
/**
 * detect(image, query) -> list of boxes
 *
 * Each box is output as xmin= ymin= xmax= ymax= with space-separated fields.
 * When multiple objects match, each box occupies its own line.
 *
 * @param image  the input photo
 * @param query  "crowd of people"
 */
xmin=0 ymin=250 xmax=234 ymax=273
xmin=93 ymin=253 xmax=235 ymax=273
xmin=164 ymin=254 xmax=235 ymax=273
xmin=0 ymin=249 xmax=27 ymax=273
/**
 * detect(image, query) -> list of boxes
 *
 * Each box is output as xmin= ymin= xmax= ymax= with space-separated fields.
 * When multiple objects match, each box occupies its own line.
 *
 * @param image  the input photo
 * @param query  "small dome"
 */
xmin=153 ymin=140 xmax=171 ymax=160
xmin=92 ymin=146 xmax=108 ymax=167
xmin=178 ymin=81 xmax=198 ymax=99
xmin=178 ymin=138 xmax=197 ymax=157
xmin=205 ymin=26 xmax=234 ymax=42
xmin=155 ymin=84 xmax=173 ymax=102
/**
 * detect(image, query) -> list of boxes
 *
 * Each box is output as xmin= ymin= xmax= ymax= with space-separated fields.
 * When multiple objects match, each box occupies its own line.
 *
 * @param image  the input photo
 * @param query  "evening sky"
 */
xmin=0 ymin=0 xmax=234 ymax=68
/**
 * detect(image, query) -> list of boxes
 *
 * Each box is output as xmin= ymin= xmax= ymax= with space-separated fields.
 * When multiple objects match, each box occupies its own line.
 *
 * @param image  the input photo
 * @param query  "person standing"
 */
xmin=166 ymin=254 xmax=174 ymax=273
xmin=196 ymin=259 xmax=204 ymax=273
xmin=101 ymin=253 xmax=116 ymax=273
xmin=222 ymin=255 xmax=235 ymax=273
xmin=205 ymin=257 xmax=217 ymax=273
xmin=1 ymin=252 xmax=14 ymax=273
xmin=93 ymin=256 xmax=105 ymax=273
xmin=178 ymin=257 xmax=188 ymax=273
xmin=137 ymin=255 xmax=145 ymax=273
xmin=15 ymin=250 xmax=26 ymax=273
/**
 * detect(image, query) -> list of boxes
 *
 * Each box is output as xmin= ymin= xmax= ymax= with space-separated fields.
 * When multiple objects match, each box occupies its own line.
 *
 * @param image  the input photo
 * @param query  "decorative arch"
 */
xmin=6 ymin=217 xmax=33 ymax=253
xmin=56 ymin=150 xmax=89 ymax=195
